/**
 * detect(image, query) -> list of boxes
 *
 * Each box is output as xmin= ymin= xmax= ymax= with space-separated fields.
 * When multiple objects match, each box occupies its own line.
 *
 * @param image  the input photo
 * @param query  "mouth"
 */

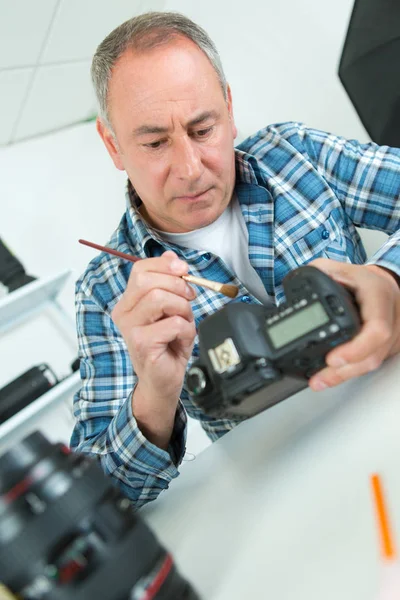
xmin=175 ymin=187 xmax=213 ymax=202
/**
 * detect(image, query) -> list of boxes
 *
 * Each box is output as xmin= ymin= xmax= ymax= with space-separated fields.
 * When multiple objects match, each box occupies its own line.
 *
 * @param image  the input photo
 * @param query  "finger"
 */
xmin=325 ymin=318 xmax=392 ymax=369
xmin=134 ymin=316 xmax=196 ymax=360
xmin=310 ymin=259 xmax=394 ymax=366
xmin=118 ymin=270 xmax=196 ymax=313
xmin=129 ymin=250 xmax=189 ymax=280
xmin=308 ymin=258 xmax=356 ymax=288
xmin=325 ymin=285 xmax=394 ymax=368
xmin=309 ymin=349 xmax=386 ymax=391
xmin=129 ymin=289 xmax=194 ymax=327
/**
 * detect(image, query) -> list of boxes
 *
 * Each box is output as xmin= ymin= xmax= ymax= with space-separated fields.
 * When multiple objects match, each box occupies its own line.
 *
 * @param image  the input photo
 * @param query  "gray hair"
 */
xmin=91 ymin=11 xmax=228 ymax=128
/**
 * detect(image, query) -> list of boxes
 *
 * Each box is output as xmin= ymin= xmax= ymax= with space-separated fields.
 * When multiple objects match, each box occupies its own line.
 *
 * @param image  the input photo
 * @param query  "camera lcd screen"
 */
xmin=267 ymin=302 xmax=330 ymax=349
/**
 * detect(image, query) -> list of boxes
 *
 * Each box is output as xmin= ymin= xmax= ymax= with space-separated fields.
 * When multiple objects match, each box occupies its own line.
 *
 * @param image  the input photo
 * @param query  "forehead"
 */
xmin=108 ymin=36 xmax=225 ymax=126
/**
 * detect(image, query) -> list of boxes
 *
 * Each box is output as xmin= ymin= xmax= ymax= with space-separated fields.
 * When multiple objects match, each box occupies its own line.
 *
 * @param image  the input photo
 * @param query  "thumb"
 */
xmin=308 ymin=258 xmax=357 ymax=290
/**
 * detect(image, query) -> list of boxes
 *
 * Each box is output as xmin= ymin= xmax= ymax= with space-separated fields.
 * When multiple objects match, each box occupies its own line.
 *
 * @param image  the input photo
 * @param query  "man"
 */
xmin=71 ymin=12 xmax=400 ymax=508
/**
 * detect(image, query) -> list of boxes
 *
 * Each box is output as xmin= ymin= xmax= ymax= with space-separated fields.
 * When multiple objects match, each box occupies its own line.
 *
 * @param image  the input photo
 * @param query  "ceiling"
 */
xmin=0 ymin=0 xmax=166 ymax=146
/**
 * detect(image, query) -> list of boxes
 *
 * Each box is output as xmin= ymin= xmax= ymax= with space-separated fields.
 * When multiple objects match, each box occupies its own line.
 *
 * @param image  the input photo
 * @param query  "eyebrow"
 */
xmin=132 ymin=110 xmax=220 ymax=137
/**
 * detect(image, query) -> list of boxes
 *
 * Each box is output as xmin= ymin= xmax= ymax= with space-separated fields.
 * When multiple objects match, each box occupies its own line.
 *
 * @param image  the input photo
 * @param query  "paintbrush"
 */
xmin=78 ymin=239 xmax=239 ymax=298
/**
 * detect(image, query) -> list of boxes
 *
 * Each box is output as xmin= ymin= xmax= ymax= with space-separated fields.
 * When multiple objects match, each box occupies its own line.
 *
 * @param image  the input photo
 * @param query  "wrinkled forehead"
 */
xmin=107 ymin=37 xmax=225 ymax=126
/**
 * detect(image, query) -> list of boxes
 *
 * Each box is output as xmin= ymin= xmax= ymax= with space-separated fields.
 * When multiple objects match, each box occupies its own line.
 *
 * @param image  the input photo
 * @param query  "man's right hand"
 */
xmin=111 ymin=250 xmax=197 ymax=450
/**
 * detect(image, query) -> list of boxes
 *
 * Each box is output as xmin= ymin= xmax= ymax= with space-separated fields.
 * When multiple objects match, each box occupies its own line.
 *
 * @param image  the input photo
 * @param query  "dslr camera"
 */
xmin=186 ymin=266 xmax=361 ymax=419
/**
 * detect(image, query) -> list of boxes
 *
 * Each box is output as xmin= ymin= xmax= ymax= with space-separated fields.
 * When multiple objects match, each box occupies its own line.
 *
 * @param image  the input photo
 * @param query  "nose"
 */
xmin=171 ymin=135 xmax=204 ymax=182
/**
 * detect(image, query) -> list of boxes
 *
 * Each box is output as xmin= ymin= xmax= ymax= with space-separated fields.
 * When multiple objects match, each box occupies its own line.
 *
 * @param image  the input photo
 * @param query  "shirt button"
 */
xmin=321 ymin=229 xmax=330 ymax=240
xmin=241 ymin=295 xmax=252 ymax=303
xmin=202 ymin=252 xmax=211 ymax=261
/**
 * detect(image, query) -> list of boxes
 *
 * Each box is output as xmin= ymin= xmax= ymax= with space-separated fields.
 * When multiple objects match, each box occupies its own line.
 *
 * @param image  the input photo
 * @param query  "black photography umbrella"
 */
xmin=338 ymin=0 xmax=400 ymax=147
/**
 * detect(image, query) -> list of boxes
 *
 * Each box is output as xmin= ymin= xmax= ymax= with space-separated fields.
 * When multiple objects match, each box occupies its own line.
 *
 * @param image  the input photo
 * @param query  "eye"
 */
xmin=144 ymin=139 xmax=166 ymax=149
xmin=194 ymin=126 xmax=213 ymax=138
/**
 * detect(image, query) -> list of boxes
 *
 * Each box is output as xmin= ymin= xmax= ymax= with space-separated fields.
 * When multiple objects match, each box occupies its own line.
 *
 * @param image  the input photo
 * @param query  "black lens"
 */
xmin=0 ymin=432 xmax=199 ymax=600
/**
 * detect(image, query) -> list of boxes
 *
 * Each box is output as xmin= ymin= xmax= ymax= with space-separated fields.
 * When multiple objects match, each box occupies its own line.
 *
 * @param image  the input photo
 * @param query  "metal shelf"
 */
xmin=0 ymin=370 xmax=81 ymax=451
xmin=0 ymin=270 xmax=71 ymax=335
xmin=0 ymin=269 xmax=79 ymax=451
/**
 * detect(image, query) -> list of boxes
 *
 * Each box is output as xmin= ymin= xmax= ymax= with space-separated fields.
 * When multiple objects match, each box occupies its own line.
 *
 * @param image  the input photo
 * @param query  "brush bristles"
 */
xmin=219 ymin=283 xmax=239 ymax=298
xmin=182 ymin=274 xmax=239 ymax=298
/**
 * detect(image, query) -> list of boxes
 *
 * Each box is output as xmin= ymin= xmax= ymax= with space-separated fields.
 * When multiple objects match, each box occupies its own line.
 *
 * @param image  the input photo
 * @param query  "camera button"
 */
xmin=326 ymin=294 xmax=345 ymax=316
xmin=306 ymin=340 xmax=318 ymax=348
xmin=328 ymin=338 xmax=341 ymax=348
xmin=294 ymin=357 xmax=310 ymax=369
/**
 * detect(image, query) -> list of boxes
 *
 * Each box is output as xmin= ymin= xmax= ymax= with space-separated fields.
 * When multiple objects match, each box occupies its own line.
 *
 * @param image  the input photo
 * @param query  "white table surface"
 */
xmin=141 ymin=355 xmax=400 ymax=600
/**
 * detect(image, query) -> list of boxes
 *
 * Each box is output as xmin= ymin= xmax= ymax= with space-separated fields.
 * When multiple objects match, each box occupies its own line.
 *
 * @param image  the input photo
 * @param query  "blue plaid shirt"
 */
xmin=71 ymin=122 xmax=400 ymax=507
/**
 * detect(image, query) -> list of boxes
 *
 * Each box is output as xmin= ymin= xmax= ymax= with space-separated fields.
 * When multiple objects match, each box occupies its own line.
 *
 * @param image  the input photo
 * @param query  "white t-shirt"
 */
xmin=156 ymin=196 xmax=272 ymax=305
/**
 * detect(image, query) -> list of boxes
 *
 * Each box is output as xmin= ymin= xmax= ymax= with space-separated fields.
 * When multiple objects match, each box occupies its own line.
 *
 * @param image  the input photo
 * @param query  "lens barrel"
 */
xmin=0 ymin=432 xmax=199 ymax=600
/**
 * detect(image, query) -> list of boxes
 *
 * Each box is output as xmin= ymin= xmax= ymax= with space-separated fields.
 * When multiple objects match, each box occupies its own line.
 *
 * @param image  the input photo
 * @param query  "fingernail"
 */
xmin=186 ymin=284 xmax=196 ymax=298
xmin=329 ymin=356 xmax=347 ymax=368
xmin=312 ymin=379 xmax=328 ymax=391
xmin=171 ymin=259 xmax=186 ymax=273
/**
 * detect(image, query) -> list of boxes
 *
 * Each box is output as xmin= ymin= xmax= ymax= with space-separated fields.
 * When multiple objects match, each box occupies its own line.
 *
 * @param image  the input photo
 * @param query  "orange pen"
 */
xmin=370 ymin=474 xmax=400 ymax=599
xmin=371 ymin=474 xmax=397 ymax=562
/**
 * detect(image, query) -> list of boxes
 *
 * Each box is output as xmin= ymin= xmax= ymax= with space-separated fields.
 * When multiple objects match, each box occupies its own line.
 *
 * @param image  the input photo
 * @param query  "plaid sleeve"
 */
xmin=296 ymin=124 xmax=400 ymax=278
xmin=70 ymin=280 xmax=187 ymax=509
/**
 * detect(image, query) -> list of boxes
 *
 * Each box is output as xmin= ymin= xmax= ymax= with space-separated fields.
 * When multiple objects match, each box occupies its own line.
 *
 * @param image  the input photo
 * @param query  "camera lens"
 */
xmin=0 ymin=432 xmax=199 ymax=600
xmin=186 ymin=367 xmax=208 ymax=396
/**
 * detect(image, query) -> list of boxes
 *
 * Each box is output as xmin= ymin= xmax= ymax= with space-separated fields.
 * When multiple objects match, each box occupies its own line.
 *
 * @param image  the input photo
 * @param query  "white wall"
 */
xmin=0 ymin=123 xmax=128 ymax=450
xmin=0 ymin=1 xmax=388 ymax=455
xmin=164 ymin=0 xmax=368 ymax=141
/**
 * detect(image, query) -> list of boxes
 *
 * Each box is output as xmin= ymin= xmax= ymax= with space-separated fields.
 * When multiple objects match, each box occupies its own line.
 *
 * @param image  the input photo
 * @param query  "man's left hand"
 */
xmin=307 ymin=259 xmax=400 ymax=391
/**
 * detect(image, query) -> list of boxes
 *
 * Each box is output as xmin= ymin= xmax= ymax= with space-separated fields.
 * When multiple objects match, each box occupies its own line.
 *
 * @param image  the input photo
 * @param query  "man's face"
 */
xmin=98 ymin=36 xmax=237 ymax=233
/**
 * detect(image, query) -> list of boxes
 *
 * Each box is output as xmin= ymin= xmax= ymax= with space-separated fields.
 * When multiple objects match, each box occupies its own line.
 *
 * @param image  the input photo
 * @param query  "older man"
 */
xmin=71 ymin=12 xmax=400 ymax=507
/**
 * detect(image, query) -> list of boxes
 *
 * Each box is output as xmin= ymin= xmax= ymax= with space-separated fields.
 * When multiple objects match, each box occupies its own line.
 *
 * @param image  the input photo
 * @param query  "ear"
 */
xmin=226 ymin=84 xmax=237 ymax=140
xmin=96 ymin=117 xmax=125 ymax=171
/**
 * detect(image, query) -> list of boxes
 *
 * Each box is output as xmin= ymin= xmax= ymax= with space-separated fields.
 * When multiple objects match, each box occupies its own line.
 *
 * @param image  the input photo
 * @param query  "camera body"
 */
xmin=186 ymin=266 xmax=361 ymax=419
